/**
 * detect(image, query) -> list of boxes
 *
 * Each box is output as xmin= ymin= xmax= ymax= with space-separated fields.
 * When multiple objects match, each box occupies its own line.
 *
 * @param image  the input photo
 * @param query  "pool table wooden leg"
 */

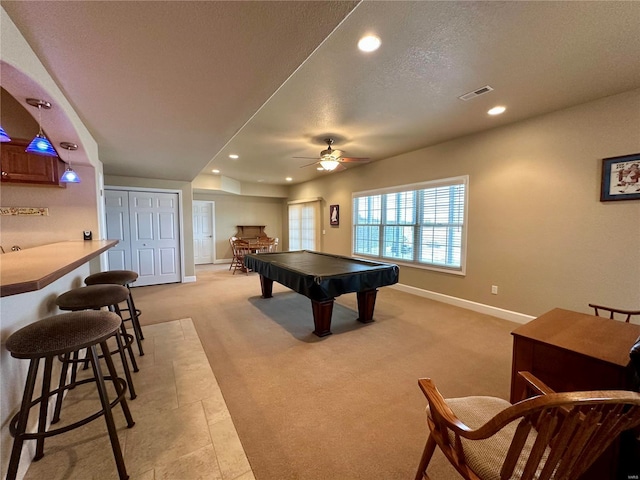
xmin=357 ymin=289 xmax=378 ymax=323
xmin=311 ymin=299 xmax=334 ymax=337
xmin=259 ymin=276 xmax=273 ymax=298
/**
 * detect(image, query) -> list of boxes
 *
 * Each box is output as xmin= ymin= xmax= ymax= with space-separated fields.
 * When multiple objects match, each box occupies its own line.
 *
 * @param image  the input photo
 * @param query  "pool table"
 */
xmin=244 ymin=250 xmax=399 ymax=337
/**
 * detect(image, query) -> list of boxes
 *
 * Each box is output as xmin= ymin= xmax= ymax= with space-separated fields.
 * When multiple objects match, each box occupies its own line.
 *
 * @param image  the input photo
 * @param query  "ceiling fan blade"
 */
xmin=340 ymin=157 xmax=370 ymax=163
xmin=299 ymin=160 xmax=320 ymax=168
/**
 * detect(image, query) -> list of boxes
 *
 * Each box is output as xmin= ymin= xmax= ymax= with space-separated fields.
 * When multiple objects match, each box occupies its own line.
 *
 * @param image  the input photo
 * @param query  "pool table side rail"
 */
xmin=244 ymin=251 xmax=399 ymax=301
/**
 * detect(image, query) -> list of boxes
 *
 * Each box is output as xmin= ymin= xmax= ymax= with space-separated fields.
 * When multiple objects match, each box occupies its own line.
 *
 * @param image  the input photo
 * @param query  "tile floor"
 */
xmin=22 ymin=318 xmax=255 ymax=480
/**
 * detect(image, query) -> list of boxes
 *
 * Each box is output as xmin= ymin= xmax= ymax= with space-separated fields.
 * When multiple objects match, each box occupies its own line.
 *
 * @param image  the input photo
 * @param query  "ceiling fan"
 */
xmin=294 ymin=138 xmax=370 ymax=171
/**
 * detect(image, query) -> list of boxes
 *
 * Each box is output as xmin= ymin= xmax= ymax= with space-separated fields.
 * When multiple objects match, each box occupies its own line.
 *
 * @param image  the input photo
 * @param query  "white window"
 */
xmin=288 ymin=200 xmax=320 ymax=251
xmin=353 ymin=176 xmax=468 ymax=274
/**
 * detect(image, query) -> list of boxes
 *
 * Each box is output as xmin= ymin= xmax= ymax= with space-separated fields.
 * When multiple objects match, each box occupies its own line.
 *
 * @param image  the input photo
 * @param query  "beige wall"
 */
xmin=0 ymin=164 xmax=99 ymax=249
xmin=1 ymin=88 xmax=100 ymax=249
xmin=1 ymin=87 xmax=37 ymax=138
xmin=105 ymin=175 xmax=195 ymax=278
xmin=193 ymin=192 xmax=285 ymax=261
xmin=289 ymin=89 xmax=640 ymax=317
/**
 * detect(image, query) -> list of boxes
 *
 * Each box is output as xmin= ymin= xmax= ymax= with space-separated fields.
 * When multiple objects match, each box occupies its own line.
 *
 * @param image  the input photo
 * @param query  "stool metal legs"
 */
xmin=126 ymin=284 xmax=145 ymax=341
xmin=6 ymin=334 xmax=135 ymax=480
xmin=34 ymin=356 xmax=53 ymax=460
xmin=91 ymin=339 xmax=135 ymax=480
xmin=7 ymin=358 xmax=39 ymax=480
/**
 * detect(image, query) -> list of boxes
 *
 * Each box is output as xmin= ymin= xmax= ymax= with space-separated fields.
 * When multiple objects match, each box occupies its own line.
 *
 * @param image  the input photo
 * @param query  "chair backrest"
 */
xmin=631 ymin=338 xmax=640 ymax=388
xmin=233 ymin=241 xmax=252 ymax=257
xmin=589 ymin=303 xmax=640 ymax=323
xmin=428 ymin=386 xmax=640 ymax=480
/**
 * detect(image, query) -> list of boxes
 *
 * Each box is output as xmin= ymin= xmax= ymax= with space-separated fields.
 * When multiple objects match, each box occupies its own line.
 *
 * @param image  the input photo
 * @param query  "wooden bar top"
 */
xmin=512 ymin=308 xmax=640 ymax=367
xmin=0 ymin=240 xmax=118 ymax=297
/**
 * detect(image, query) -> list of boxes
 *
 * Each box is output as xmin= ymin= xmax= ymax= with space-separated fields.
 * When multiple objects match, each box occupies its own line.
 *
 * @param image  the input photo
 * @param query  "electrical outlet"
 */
xmin=491 ymin=285 xmax=498 ymax=295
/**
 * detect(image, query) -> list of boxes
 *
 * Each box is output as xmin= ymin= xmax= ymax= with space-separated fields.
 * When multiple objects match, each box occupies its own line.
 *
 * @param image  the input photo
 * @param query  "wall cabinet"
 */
xmin=1 ymin=139 xmax=65 ymax=186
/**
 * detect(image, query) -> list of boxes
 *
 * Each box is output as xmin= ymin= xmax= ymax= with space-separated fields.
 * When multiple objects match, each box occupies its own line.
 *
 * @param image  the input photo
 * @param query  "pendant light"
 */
xmin=25 ymin=98 xmax=57 ymax=156
xmin=59 ymin=142 xmax=81 ymax=183
xmin=0 ymin=126 xmax=11 ymax=142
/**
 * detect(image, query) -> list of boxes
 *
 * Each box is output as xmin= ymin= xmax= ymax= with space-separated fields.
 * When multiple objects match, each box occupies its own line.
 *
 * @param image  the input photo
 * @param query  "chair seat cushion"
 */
xmin=437 ymin=396 xmax=549 ymax=480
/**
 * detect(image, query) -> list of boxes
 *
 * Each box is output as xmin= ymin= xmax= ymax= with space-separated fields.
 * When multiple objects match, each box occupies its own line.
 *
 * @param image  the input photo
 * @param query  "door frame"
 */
xmin=104 ymin=186 xmax=186 ymax=283
xmin=193 ymin=200 xmax=216 ymax=265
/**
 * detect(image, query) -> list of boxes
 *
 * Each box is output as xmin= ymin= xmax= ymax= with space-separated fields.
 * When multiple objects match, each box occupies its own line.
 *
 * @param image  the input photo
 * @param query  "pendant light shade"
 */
xmin=26 ymin=134 xmax=57 ymax=156
xmin=0 ymin=125 xmax=11 ymax=142
xmin=25 ymin=98 xmax=57 ymax=157
xmin=59 ymin=142 xmax=81 ymax=183
xmin=60 ymin=167 xmax=80 ymax=183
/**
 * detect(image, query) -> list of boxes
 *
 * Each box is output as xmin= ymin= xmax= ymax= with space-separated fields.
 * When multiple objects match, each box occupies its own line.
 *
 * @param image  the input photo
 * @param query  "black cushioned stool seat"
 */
xmin=55 ymin=285 xmax=138 ymax=399
xmin=85 ymin=270 xmax=144 ymax=355
xmin=5 ymin=311 xmax=135 ymax=480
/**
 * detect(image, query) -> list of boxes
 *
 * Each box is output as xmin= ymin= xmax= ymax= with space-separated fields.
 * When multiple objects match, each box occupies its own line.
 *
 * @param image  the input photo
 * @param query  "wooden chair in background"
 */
xmin=415 ymin=371 xmax=640 ymax=480
xmin=229 ymin=237 xmax=240 ymax=271
xmin=589 ymin=303 xmax=640 ymax=323
xmin=231 ymin=240 xmax=252 ymax=275
xmin=256 ymin=237 xmax=277 ymax=253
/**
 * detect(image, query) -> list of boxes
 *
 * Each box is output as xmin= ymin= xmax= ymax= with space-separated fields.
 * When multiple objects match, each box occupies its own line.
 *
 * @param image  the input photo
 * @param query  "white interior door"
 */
xmin=193 ymin=201 xmax=215 ymax=264
xmin=129 ymin=191 xmax=181 ymax=286
xmin=104 ymin=190 xmax=132 ymax=270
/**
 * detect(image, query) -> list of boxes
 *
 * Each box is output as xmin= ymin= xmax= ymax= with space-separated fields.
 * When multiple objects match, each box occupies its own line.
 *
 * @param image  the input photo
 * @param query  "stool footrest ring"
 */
xmin=9 ymin=376 xmax=133 ymax=440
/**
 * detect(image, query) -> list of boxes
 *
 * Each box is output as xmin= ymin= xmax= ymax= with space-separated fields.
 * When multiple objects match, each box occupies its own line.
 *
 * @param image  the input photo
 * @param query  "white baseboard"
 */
xmin=390 ymin=283 xmax=535 ymax=324
xmin=214 ymin=258 xmax=233 ymax=265
xmin=182 ymin=276 xmax=197 ymax=283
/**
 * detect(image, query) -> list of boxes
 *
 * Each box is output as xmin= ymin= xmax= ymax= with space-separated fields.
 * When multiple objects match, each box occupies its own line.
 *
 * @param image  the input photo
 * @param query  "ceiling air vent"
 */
xmin=458 ymin=85 xmax=494 ymax=101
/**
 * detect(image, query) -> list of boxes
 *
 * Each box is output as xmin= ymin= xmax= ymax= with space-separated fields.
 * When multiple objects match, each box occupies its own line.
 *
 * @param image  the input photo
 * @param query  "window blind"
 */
xmin=353 ymin=176 xmax=468 ymax=274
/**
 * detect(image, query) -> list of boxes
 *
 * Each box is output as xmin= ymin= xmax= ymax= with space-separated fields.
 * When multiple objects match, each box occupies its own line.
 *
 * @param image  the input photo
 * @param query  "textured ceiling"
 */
xmin=3 ymin=1 xmax=640 ymax=186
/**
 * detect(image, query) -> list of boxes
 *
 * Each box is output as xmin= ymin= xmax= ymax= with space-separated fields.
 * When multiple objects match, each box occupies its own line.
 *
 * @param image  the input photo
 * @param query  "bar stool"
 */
xmin=5 ymin=310 xmax=135 ymax=480
xmin=85 ymin=270 xmax=144 ymax=356
xmin=55 ymin=284 xmax=138 ymax=399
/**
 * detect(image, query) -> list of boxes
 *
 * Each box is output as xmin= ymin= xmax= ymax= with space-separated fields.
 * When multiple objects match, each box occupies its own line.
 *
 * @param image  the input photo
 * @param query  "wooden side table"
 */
xmin=511 ymin=308 xmax=640 ymax=479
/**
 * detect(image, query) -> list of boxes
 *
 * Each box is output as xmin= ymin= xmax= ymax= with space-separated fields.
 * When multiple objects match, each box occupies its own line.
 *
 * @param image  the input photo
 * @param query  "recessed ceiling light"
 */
xmin=229 ymin=154 xmax=239 ymax=159
xmin=358 ymin=35 xmax=381 ymax=53
xmin=212 ymin=169 xmax=220 ymax=174
xmin=285 ymin=177 xmax=293 ymax=182
xmin=488 ymin=106 xmax=506 ymax=116
xmin=317 ymin=167 xmax=324 ymax=171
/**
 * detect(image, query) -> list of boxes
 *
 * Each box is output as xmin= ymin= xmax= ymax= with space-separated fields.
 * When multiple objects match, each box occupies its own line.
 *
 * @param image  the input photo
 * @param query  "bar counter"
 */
xmin=1 ymin=240 xmax=119 ymax=477
xmin=0 ymin=240 xmax=118 ymax=297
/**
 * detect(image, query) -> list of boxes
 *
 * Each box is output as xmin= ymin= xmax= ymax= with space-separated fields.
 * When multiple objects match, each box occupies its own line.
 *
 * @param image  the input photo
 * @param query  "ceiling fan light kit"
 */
xmin=319 ymin=159 xmax=340 ymax=171
xmin=295 ymin=138 xmax=371 ymax=172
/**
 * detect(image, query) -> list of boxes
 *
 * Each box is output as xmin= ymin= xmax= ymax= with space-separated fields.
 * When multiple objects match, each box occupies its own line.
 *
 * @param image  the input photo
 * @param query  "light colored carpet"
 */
xmin=133 ymin=265 xmax=517 ymax=479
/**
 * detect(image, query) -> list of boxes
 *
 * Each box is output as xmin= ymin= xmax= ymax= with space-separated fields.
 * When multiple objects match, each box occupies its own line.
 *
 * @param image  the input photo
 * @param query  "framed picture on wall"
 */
xmin=600 ymin=153 xmax=640 ymax=202
xmin=330 ymin=204 xmax=339 ymax=226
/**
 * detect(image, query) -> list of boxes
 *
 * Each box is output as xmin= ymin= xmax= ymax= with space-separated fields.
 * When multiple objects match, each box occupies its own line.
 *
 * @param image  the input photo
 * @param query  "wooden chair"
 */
xmin=415 ymin=371 xmax=640 ymax=480
xmin=229 ymin=237 xmax=241 ymax=271
xmin=256 ymin=237 xmax=277 ymax=253
xmin=231 ymin=239 xmax=252 ymax=275
xmin=589 ymin=303 xmax=640 ymax=323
